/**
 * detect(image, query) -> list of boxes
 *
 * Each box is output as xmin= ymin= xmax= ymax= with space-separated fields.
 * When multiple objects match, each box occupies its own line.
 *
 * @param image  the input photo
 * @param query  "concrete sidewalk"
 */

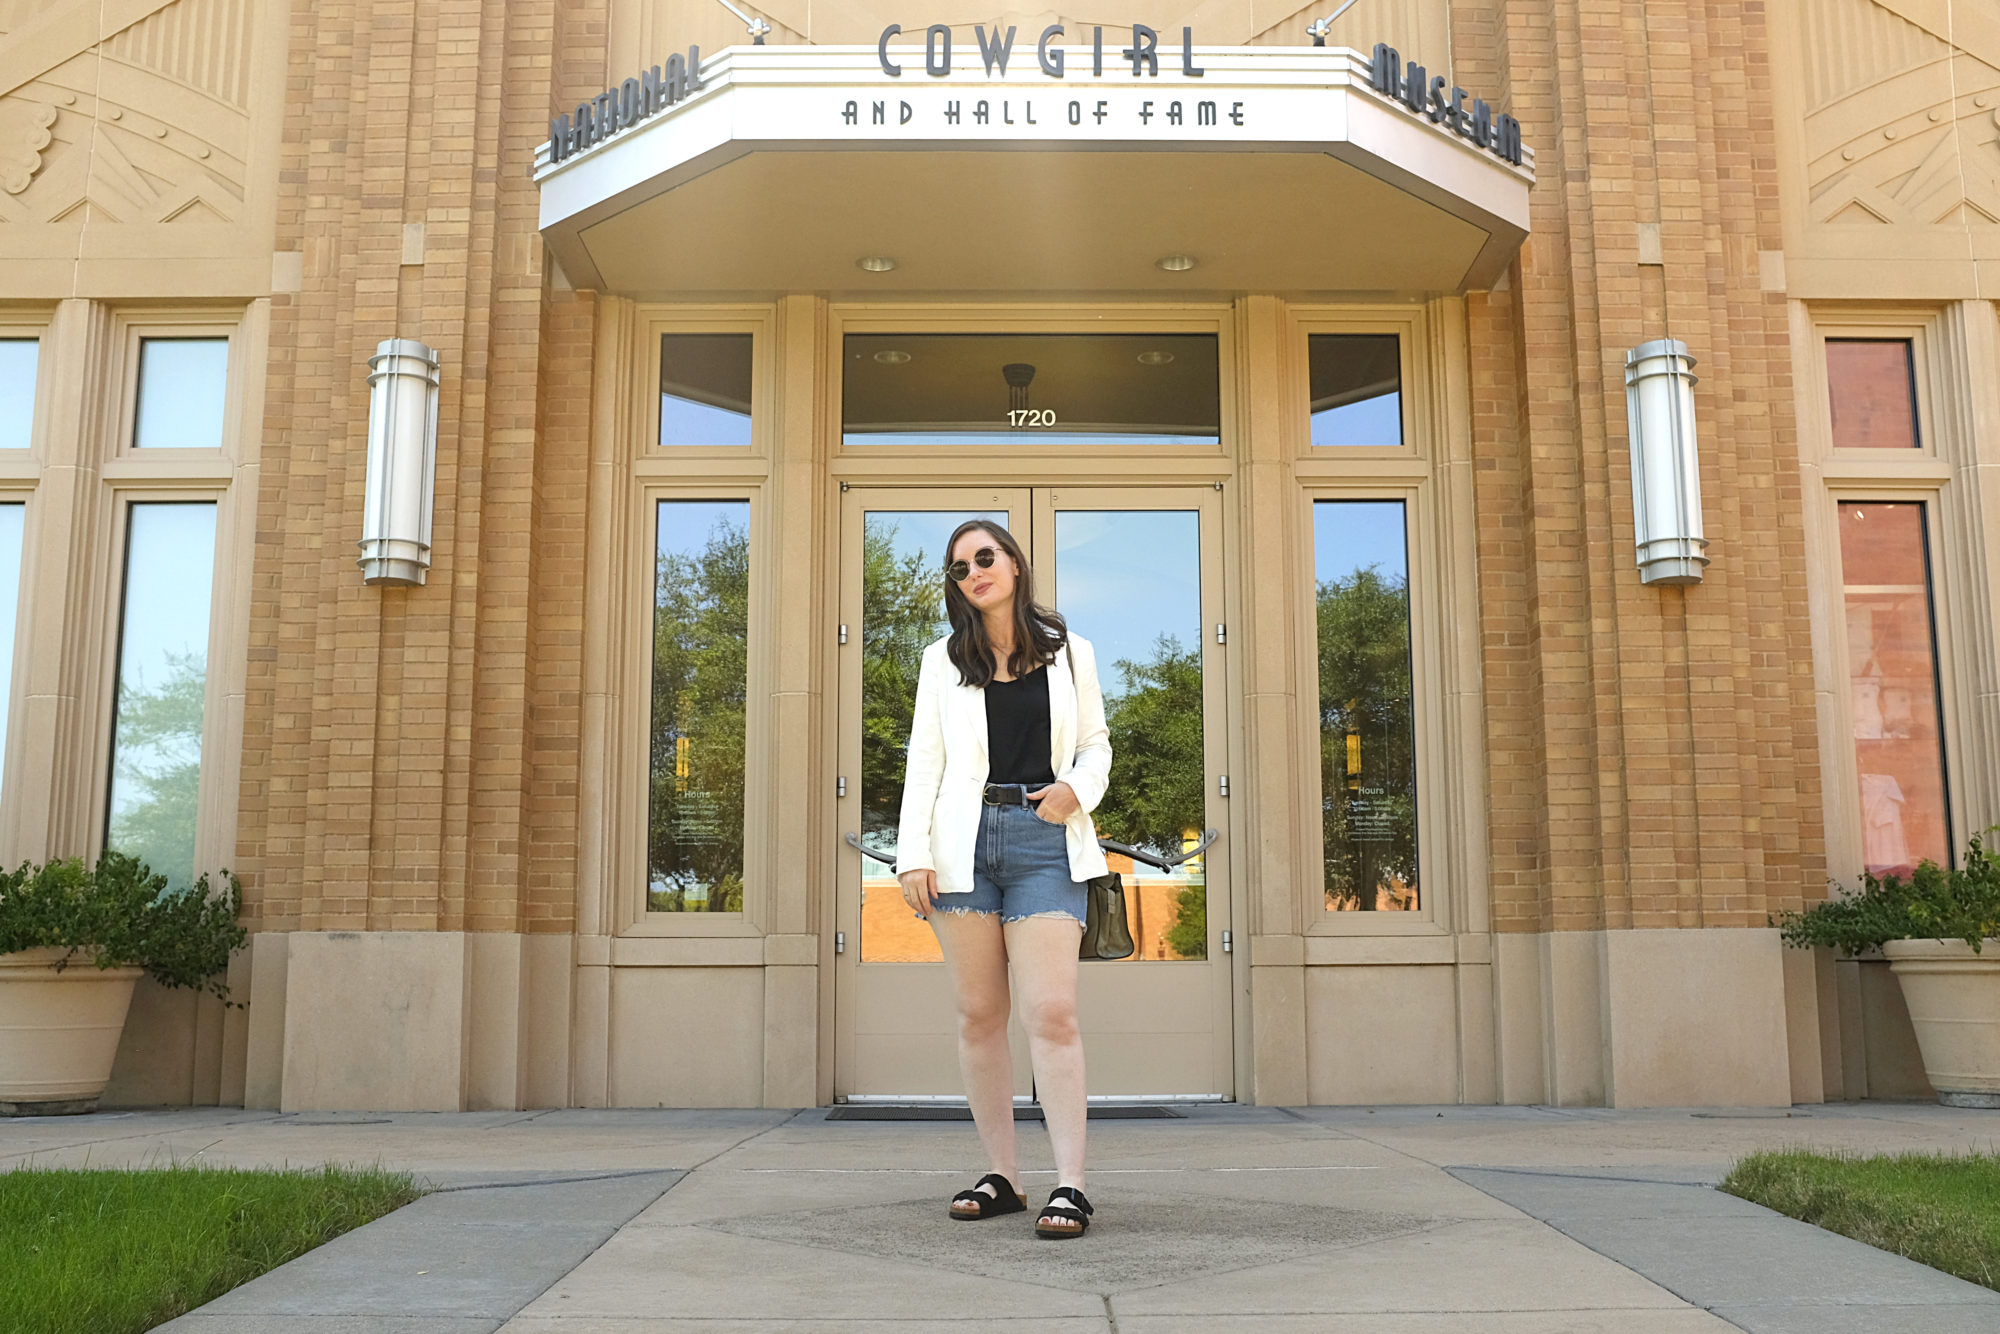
xmin=5 ymin=1101 xmax=1999 ymax=1333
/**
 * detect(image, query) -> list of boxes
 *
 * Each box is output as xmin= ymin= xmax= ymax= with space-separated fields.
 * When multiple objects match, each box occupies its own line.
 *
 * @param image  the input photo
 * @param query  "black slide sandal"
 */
xmin=949 ymin=1172 xmax=1026 ymax=1220
xmin=1035 ymin=1185 xmax=1093 ymax=1239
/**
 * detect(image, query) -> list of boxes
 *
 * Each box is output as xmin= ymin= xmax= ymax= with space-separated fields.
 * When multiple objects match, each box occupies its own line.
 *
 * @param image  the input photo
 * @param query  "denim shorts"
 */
xmin=930 ymin=797 xmax=1088 ymax=927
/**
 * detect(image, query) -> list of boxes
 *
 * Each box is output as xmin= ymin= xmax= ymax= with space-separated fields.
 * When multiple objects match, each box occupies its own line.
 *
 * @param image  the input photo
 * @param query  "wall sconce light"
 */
xmin=358 ymin=338 xmax=440 ymax=586
xmin=1624 ymin=338 xmax=1707 ymax=586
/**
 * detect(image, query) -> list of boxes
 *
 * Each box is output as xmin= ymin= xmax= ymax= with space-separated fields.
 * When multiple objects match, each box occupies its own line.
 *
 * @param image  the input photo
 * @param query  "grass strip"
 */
xmin=0 ymin=1164 xmax=422 ymax=1334
xmin=1721 ymin=1148 xmax=2000 ymax=1292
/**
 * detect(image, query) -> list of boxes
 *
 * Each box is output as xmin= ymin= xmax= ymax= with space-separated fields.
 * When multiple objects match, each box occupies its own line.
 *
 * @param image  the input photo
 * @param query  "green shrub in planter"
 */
xmin=0 ymin=852 xmax=246 ymax=1003
xmin=1779 ymin=830 xmax=2000 ymax=957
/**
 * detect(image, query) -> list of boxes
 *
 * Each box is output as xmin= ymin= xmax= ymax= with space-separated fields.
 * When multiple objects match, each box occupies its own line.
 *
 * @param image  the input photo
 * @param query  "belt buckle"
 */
xmin=982 ymin=784 xmax=1002 ymax=806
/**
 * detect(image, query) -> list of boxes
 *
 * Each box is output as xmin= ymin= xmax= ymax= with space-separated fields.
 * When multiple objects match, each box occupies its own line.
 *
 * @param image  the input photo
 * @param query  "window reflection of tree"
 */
xmin=1318 ymin=568 xmax=1418 ymax=911
xmin=648 ymin=517 xmax=749 ymax=912
xmin=107 ymin=650 xmax=207 ymax=893
xmin=1096 ymin=638 xmax=1208 ymax=958
xmin=859 ymin=524 xmax=947 ymax=855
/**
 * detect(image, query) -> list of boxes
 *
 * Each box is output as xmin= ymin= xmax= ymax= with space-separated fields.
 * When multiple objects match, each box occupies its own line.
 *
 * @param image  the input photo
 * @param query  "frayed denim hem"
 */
xmin=919 ymin=907 xmax=1083 ymax=927
xmin=1002 ymin=909 xmax=1087 ymax=927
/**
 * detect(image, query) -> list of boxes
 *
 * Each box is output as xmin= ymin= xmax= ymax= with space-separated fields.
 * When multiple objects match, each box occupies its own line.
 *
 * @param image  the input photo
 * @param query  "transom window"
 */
xmin=841 ymin=333 xmax=1221 ymax=446
xmin=1826 ymin=339 xmax=1919 ymax=451
xmin=658 ymin=334 xmax=753 ymax=447
xmin=134 ymin=337 xmax=229 ymax=449
xmin=1308 ymin=334 xmax=1403 ymax=447
xmin=0 ymin=339 xmax=35 ymax=450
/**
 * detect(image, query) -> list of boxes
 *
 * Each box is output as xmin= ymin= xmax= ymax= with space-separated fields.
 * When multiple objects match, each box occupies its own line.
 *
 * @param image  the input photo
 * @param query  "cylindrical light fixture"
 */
xmin=1624 ymin=338 xmax=1708 ymax=586
xmin=358 ymin=338 xmax=441 ymax=586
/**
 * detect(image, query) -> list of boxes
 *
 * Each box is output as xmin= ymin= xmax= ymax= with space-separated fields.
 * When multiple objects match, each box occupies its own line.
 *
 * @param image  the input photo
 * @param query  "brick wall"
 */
xmin=239 ymin=0 xmax=608 ymax=935
xmin=1460 ymin=0 xmax=1826 ymax=935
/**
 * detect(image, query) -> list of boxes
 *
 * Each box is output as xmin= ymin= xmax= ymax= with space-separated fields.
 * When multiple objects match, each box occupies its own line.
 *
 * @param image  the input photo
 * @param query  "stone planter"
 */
xmin=1883 ymin=938 xmax=2000 ymax=1109
xmin=0 ymin=948 xmax=144 ymax=1115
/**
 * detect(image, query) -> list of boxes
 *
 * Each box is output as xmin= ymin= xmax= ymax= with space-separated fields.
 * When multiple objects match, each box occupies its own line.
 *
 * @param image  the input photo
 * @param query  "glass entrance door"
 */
xmin=835 ymin=485 xmax=1232 ymax=1099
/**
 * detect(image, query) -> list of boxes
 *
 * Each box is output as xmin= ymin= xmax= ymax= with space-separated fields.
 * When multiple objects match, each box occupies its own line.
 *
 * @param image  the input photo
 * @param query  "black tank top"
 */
xmin=984 ymin=666 xmax=1058 ymax=788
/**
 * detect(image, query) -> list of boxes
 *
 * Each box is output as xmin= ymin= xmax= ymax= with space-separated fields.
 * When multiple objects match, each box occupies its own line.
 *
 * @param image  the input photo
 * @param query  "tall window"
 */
xmin=106 ymin=503 xmax=218 ymax=890
xmin=1313 ymin=500 xmax=1419 ymax=911
xmin=134 ymin=337 xmax=228 ymax=449
xmin=1837 ymin=502 xmax=1950 ymax=878
xmin=648 ymin=499 xmax=750 ymax=911
xmin=0 ymin=339 xmax=35 ymax=450
xmin=0 ymin=504 xmax=23 ymax=811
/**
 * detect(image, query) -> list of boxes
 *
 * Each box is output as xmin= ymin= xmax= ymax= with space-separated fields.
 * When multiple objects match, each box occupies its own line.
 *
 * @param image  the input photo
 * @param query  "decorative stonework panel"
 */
xmin=0 ymin=99 xmax=55 ymax=196
xmin=0 ymin=74 xmax=246 ymax=225
xmin=102 ymin=0 xmax=253 ymax=109
xmin=1803 ymin=0 xmax=2000 ymax=228
xmin=0 ymin=0 xmax=272 ymax=295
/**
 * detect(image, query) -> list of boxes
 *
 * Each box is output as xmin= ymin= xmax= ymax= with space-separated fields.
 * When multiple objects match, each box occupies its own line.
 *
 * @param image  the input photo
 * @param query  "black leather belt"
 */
xmin=982 ymin=783 xmax=1039 ymax=806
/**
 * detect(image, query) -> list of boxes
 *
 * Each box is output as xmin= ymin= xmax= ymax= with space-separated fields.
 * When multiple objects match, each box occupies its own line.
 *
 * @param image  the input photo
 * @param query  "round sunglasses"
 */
xmin=944 ymin=546 xmax=1002 ymax=583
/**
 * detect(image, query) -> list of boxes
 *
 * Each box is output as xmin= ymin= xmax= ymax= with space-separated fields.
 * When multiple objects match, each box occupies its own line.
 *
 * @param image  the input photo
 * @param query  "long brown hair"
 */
xmin=941 ymin=520 xmax=1067 ymax=688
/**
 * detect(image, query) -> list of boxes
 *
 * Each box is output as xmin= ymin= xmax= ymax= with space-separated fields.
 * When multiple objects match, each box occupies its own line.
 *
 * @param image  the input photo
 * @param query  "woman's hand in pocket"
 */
xmin=897 ymin=868 xmax=937 ymax=916
xmin=1026 ymin=781 xmax=1079 ymax=824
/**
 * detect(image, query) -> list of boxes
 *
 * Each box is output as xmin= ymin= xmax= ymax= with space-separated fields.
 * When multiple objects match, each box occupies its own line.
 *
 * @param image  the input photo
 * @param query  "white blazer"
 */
xmin=895 ymin=632 xmax=1113 ymax=894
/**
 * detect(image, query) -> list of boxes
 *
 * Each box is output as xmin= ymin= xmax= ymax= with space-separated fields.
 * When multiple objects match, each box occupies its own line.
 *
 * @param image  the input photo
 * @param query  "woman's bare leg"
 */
xmin=931 ymin=909 xmax=1019 ymax=1199
xmin=1006 ymin=915 xmax=1087 ymax=1218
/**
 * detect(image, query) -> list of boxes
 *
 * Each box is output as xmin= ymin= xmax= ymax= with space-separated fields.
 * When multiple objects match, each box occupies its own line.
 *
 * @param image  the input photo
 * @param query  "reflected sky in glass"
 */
xmin=0 ymin=505 xmax=22 ymax=808
xmin=1053 ymin=510 xmax=1201 ymax=697
xmin=660 ymin=396 xmax=752 ymax=447
xmin=0 ymin=340 xmax=36 ymax=450
xmin=107 ymin=503 xmax=217 ymax=890
xmin=134 ymin=338 xmax=228 ymax=448
xmin=1314 ymin=500 xmax=1409 ymax=584
xmin=657 ymin=499 xmax=746 ymax=563
xmin=870 ymin=509 xmax=1008 ymax=582
xmin=1310 ymin=392 xmax=1402 ymax=447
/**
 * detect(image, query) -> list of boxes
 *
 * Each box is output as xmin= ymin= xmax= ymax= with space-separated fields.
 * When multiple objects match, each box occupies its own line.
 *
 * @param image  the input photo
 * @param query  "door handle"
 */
xmin=844 ymin=831 xmax=896 ymax=866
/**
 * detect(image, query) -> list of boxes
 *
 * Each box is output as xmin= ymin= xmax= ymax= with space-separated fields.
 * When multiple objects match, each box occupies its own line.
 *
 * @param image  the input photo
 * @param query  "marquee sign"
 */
xmin=542 ymin=34 xmax=1527 ymax=169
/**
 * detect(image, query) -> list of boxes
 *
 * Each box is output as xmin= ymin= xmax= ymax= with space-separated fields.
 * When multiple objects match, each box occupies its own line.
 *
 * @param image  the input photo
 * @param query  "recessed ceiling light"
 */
xmin=873 ymin=350 xmax=912 ymax=365
xmin=1155 ymin=254 xmax=1196 ymax=272
xmin=1136 ymin=350 xmax=1176 ymax=366
xmin=857 ymin=256 xmax=897 ymax=272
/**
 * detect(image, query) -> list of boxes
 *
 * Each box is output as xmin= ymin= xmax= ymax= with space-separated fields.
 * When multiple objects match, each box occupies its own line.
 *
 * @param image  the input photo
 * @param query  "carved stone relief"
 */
xmin=0 ymin=0 xmax=253 ymax=226
xmin=1803 ymin=0 xmax=2000 ymax=227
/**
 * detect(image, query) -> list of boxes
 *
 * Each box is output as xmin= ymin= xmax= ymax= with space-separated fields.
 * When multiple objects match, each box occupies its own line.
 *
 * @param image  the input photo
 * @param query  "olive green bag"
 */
xmin=1065 ymin=641 xmax=1135 ymax=962
xmin=1078 ymin=870 xmax=1135 ymax=961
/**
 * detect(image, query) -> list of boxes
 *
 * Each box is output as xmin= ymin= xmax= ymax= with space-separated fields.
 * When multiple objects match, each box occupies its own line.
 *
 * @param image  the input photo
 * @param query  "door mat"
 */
xmin=827 ymin=1104 xmax=1184 ymax=1121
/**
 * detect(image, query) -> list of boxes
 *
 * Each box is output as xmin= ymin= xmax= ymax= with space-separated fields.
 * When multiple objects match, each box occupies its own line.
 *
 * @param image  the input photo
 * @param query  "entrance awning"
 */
xmin=534 ymin=45 xmax=1534 ymax=296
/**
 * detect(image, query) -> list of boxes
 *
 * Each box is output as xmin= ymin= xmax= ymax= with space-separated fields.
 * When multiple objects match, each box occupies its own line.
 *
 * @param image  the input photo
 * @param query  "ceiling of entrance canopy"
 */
xmin=535 ymin=46 xmax=1534 ymax=296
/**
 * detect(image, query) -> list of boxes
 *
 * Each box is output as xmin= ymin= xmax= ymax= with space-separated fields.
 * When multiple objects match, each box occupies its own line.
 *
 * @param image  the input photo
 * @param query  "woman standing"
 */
xmin=895 ymin=519 xmax=1113 ymax=1240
